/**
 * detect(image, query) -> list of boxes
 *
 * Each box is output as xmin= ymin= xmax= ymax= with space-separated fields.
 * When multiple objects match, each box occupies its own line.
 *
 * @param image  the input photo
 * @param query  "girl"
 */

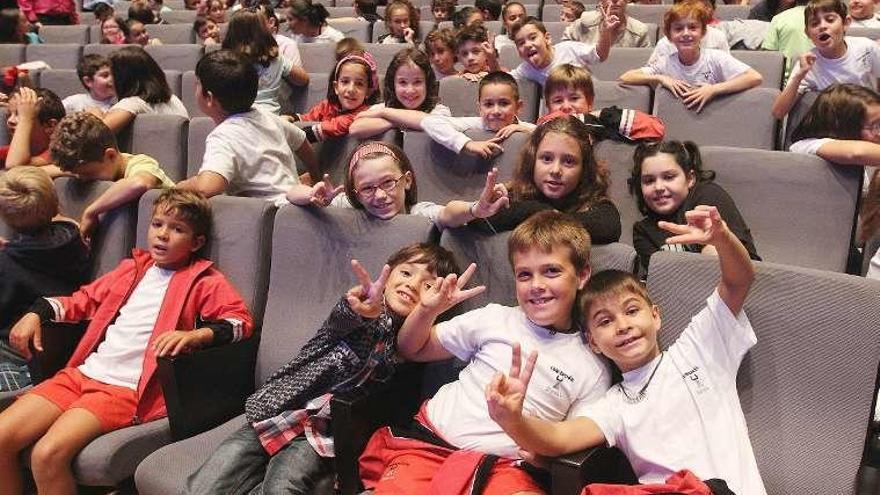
xmin=350 ymin=48 xmax=451 ymax=138
xmin=619 ymin=0 xmax=762 ymax=113
xmin=378 ymin=0 xmax=419 ymax=45
xmin=222 ymin=10 xmax=308 ymax=114
xmin=194 ymin=17 xmax=221 ymax=46
xmin=206 ymin=0 xmax=227 ymax=24
xmin=287 ymin=52 xmax=379 ymax=142
xmin=98 ymin=46 xmax=188 ymax=133
xmin=100 ymin=15 xmax=129 ymax=44
xmin=289 ymin=141 xmax=509 ymax=231
xmin=0 ymin=8 xmax=41 ymax=44
xmin=286 ymin=0 xmax=344 ymax=44
xmin=431 ymin=0 xmax=455 ymax=25
xmin=629 ymin=140 xmax=759 ymax=272
xmin=126 ymin=18 xmax=162 ymax=46
xmin=473 ymin=115 xmax=622 ymax=243
xmin=495 ymin=1 xmax=526 ymax=49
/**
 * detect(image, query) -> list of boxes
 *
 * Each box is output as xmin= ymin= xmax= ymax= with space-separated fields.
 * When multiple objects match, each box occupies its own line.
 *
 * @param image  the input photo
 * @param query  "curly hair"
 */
xmin=50 ymin=112 xmax=117 ymax=172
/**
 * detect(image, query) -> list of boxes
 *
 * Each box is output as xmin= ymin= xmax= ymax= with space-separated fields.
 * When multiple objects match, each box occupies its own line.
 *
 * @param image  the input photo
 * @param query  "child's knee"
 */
xmin=30 ymin=436 xmax=76 ymax=472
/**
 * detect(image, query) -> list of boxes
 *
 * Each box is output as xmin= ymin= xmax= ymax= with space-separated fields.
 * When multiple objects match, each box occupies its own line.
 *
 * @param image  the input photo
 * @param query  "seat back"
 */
xmin=593 ymin=81 xmax=652 ymax=113
xmin=148 ymin=23 xmax=197 ymax=44
xmin=627 ymin=4 xmax=671 ymax=27
xmin=781 ymin=90 xmax=819 ymax=151
xmin=39 ymin=24 xmax=90 ymax=44
xmin=83 ymin=43 xmax=135 ymax=58
xmin=593 ymin=141 xmax=639 ymax=246
xmin=284 ymin=72 xmax=330 ymax=115
xmin=702 ymin=146 xmax=861 ymax=272
xmin=0 ymin=44 xmax=25 ymax=66
xmin=162 ymin=10 xmax=198 ymax=24
xmin=298 ymin=42 xmax=336 ymax=74
xmin=653 ymin=87 xmax=780 ymax=150
xmin=715 ymin=4 xmax=750 ymax=20
xmin=180 ymin=70 xmax=204 ymax=118
xmin=362 ymin=42 xmax=409 ymax=74
xmin=648 ymin=252 xmax=880 ymax=494
xmin=27 ymin=45 xmax=83 ymax=73
xmin=849 ymin=27 xmax=880 ymax=40
xmin=327 ymin=19 xmax=371 ymax=42
xmin=145 ymin=44 xmax=204 ymax=71
xmin=129 ymin=114 xmax=190 ymax=182
xmin=257 ymin=206 xmax=435 ymax=384
xmin=186 ymin=116 xmax=216 ymax=177
xmin=327 ymin=6 xmax=356 ymax=18
xmin=37 ymin=69 xmax=88 ymax=99
xmin=589 ymin=47 xmax=652 ymax=80
xmin=730 ymin=50 xmax=784 ymax=89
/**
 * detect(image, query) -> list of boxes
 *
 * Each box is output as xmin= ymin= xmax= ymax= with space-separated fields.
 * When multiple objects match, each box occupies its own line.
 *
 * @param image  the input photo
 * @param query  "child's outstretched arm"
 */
xmin=808 ymin=140 xmax=880 ymax=167
xmin=437 ymin=168 xmax=509 ymax=228
xmin=659 ymin=205 xmax=754 ymax=315
xmin=286 ymin=173 xmax=343 ymax=206
xmin=619 ymin=68 xmax=692 ymax=97
xmin=5 ymin=87 xmax=39 ymax=169
xmin=350 ymin=107 xmax=434 ymax=137
xmin=486 ymin=343 xmax=606 ymax=456
xmin=397 ymin=263 xmax=485 ymax=362
xmin=772 ymin=52 xmax=815 ymax=120
xmin=422 ymin=115 xmax=492 ymax=155
xmin=681 ymin=68 xmax=763 ymax=113
xmin=81 ymin=172 xmax=161 ymax=242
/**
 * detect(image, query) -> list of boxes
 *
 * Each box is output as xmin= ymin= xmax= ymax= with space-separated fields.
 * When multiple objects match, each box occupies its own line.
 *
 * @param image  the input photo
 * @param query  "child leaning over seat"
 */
xmin=486 ymin=205 xmax=766 ymax=495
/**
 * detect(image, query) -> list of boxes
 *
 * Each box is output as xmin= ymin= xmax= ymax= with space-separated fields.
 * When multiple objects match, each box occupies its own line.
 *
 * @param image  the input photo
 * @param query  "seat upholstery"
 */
xmin=731 ymin=50 xmax=785 ymax=89
xmin=38 ymin=24 xmax=89 ymax=44
xmin=593 ymin=81 xmax=652 ymax=113
xmin=148 ymin=23 xmax=197 ymax=44
xmin=593 ymin=140 xmax=640 ymax=247
xmin=0 ymin=44 xmax=25 ymax=66
xmin=186 ymin=116 xmax=216 ymax=177
xmin=298 ymin=42 xmax=336 ymax=74
xmin=145 ymin=44 xmax=204 ymax=72
xmin=129 ymin=114 xmax=190 ymax=182
xmin=589 ymin=47 xmax=652 ymax=81
xmin=327 ymin=19 xmax=371 ymax=42
xmin=25 ymin=44 xmax=82 ymax=69
xmin=781 ymin=90 xmax=819 ymax=151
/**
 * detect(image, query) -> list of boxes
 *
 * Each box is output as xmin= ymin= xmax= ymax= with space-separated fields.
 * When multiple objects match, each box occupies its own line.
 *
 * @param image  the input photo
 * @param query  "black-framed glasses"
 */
xmin=355 ymin=175 xmax=405 ymax=199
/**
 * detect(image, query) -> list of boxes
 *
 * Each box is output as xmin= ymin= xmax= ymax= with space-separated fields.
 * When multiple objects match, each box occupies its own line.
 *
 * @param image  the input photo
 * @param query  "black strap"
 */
xmin=469 ymin=454 xmax=499 ymax=495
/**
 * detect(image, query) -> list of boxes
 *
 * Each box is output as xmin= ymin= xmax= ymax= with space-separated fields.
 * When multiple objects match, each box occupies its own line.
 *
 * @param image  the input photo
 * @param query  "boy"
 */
xmin=509 ymin=17 xmax=612 ymax=86
xmin=0 ymin=167 xmax=88 ymax=392
xmin=431 ymin=0 xmax=455 ymax=24
xmin=849 ymin=0 xmax=880 ymax=28
xmin=176 ymin=50 xmax=320 ymax=206
xmin=194 ymin=17 xmax=221 ymax=46
xmin=360 ymin=211 xmax=611 ymax=494
xmin=425 ymin=28 xmax=458 ymax=80
xmin=486 ymin=206 xmax=766 ymax=495
xmin=421 ymin=71 xmax=536 ymax=159
xmin=476 ymin=0 xmax=502 ymax=21
xmin=2 ymin=87 xmax=65 ymax=169
xmin=648 ymin=0 xmax=729 ymax=65
xmin=63 ymin=54 xmax=117 ymax=114
xmin=560 ymin=1 xmax=585 ymax=23
xmin=771 ymin=0 xmax=880 ymax=119
xmin=563 ymin=0 xmax=651 ymax=48
xmin=455 ymin=23 xmax=502 ymax=80
xmin=0 ymin=188 xmax=254 ymax=495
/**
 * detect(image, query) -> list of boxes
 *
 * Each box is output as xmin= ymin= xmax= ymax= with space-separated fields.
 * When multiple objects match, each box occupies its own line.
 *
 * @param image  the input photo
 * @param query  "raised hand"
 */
xmin=309 ymin=174 xmax=344 ymax=207
xmin=346 ymin=259 xmax=392 ymax=319
xmin=471 ymin=168 xmax=509 ymax=219
xmin=797 ymin=52 xmax=817 ymax=77
xmin=681 ymin=83 xmax=717 ymax=113
xmin=486 ymin=342 xmax=538 ymax=427
xmin=403 ymin=27 xmax=416 ymax=44
xmin=658 ymin=205 xmax=727 ymax=247
xmin=419 ymin=263 xmax=485 ymax=315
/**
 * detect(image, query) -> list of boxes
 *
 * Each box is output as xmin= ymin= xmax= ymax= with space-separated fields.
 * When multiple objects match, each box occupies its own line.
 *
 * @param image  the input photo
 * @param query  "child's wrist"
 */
xmin=469 ymin=201 xmax=480 ymax=218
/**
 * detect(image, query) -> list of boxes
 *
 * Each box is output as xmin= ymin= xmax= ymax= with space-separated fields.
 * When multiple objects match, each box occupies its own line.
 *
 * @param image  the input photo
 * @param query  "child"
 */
xmin=253 ymin=3 xmax=306 ymax=72
xmin=99 ymin=47 xmax=189 ymax=133
xmin=485 ymin=206 xmax=764 ymax=495
xmin=476 ymin=0 xmax=503 ymax=21
xmin=126 ymin=18 xmax=163 ymax=46
xmin=849 ymin=0 xmax=880 ymax=27
xmin=453 ymin=6 xmax=484 ymax=29
xmin=355 ymin=0 xmax=381 ymax=23
xmin=561 ymin=1 xmax=586 ymax=23
xmin=649 ymin=0 xmax=730 ymax=65
xmin=422 ymin=71 xmax=535 ymax=159
xmin=287 ymin=51 xmax=380 ymax=143
xmin=148 ymin=0 xmax=172 ymax=20
xmin=223 ymin=9 xmax=309 ymax=115
xmin=50 ymin=112 xmax=174 ymax=242
xmin=194 ymin=17 xmax=221 ymax=46
xmin=182 ymin=243 xmax=460 ymax=495
xmin=18 ymin=0 xmax=76 ymax=26
xmin=563 ymin=0 xmax=652 ymax=48
xmin=100 ymin=15 xmax=129 ymax=44
xmin=128 ymin=1 xmax=160 ymax=25
xmin=0 ymin=167 xmax=88 ymax=392
xmin=509 ymin=17 xmax=612 ymax=86
xmin=0 ymin=8 xmax=41 ymax=44
xmin=63 ymin=54 xmax=117 ymax=114
xmin=620 ymin=0 xmax=762 ymax=112
xmin=206 ymin=0 xmax=227 ymax=24
xmin=474 ymin=116 xmax=622 ymax=243
xmin=92 ymin=2 xmax=115 ymax=23
xmin=424 ymin=27 xmax=458 ymax=80
xmin=350 ymin=48 xmax=451 ymax=138
xmin=629 ymin=140 xmax=759 ymax=272
xmin=361 ymin=210 xmax=611 ymax=493
xmin=431 ymin=0 xmax=455 ymax=25
xmin=286 ymin=0 xmax=345 ymax=44
xmin=455 ymin=22 xmax=501 ymax=80
xmin=177 ymin=50 xmax=319 ymax=205
xmin=495 ymin=1 xmax=526 ymax=49
xmin=771 ymin=0 xmax=880 ymax=119
xmin=0 ymin=188 xmax=253 ymax=495
xmin=2 ymin=87 xmax=64 ymax=169
xmin=335 ymin=37 xmax=364 ymax=60
xmin=379 ymin=0 xmax=419 ymax=45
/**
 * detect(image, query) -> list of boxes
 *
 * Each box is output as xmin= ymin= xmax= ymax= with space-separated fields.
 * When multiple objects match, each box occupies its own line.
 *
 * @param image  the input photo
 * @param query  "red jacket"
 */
xmin=298 ymin=99 xmax=368 ymax=142
xmin=18 ymin=0 xmax=78 ymax=23
xmin=46 ymin=249 xmax=254 ymax=423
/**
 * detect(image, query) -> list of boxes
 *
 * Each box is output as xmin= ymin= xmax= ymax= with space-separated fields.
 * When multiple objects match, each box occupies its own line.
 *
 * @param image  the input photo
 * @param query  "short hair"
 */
xmin=195 ymin=49 xmax=258 ymax=115
xmin=109 ymin=46 xmax=172 ymax=104
xmin=455 ymin=22 xmax=489 ymax=50
xmin=430 ymin=0 xmax=455 ymax=18
xmin=478 ymin=71 xmax=520 ymax=100
xmin=567 ymin=1 xmax=586 ymax=18
xmin=475 ymin=0 xmax=503 ymax=20
xmin=507 ymin=210 xmax=592 ymax=274
xmin=384 ymin=48 xmax=440 ymax=112
xmin=223 ymin=9 xmax=279 ymax=67
xmin=335 ymin=37 xmax=364 ymax=60
xmin=344 ymin=141 xmax=418 ymax=210
xmin=93 ymin=2 xmax=115 ymax=22
xmin=544 ymin=64 xmax=595 ymax=107
xmin=50 ymin=112 xmax=118 ymax=172
xmin=76 ymin=54 xmax=111 ymax=90
xmin=628 ymin=140 xmax=715 ymax=215
xmin=0 ymin=8 xmax=24 ymax=44
xmin=792 ymin=83 xmax=880 ymax=141
xmin=0 ymin=166 xmax=59 ymax=232
xmin=193 ymin=17 xmax=211 ymax=36
xmin=424 ymin=27 xmax=456 ymax=55
xmin=453 ymin=6 xmax=479 ymax=29
xmin=287 ymin=0 xmax=330 ymax=27
xmin=384 ymin=0 xmax=421 ymax=40
xmin=19 ymin=87 xmax=65 ymax=125
xmin=580 ymin=270 xmax=653 ymax=329
xmin=356 ymin=0 xmax=378 ymax=16
xmin=804 ymin=0 xmax=847 ymax=24
xmin=663 ymin=0 xmax=711 ymax=38
xmin=387 ymin=242 xmax=459 ymax=278
xmin=152 ymin=188 xmax=213 ymax=242
xmin=128 ymin=2 xmax=158 ymax=24
xmin=509 ymin=16 xmax=546 ymax=40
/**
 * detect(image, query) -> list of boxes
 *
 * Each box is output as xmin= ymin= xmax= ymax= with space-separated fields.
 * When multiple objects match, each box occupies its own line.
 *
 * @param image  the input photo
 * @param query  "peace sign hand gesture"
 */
xmin=486 ymin=342 xmax=539 ymax=428
xmin=346 ymin=259 xmax=392 ymax=319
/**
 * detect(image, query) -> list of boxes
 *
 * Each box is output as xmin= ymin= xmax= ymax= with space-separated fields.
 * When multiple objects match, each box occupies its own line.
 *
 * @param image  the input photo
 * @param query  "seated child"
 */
xmin=0 ymin=167 xmax=89 ymax=392
xmin=2 ymin=87 xmax=64 ymax=169
xmin=50 ymin=112 xmax=174 ymax=242
xmin=286 ymin=0 xmax=345 ymax=44
xmin=561 ymin=1 xmax=586 ymax=23
xmin=486 ymin=206 xmax=765 ymax=495
xmin=194 ymin=17 xmax=221 ymax=46
xmin=350 ymin=48 xmax=451 ymax=138
xmin=453 ymin=5 xmax=484 ymax=29
xmin=620 ymin=0 xmax=762 ymax=112
xmin=177 ymin=50 xmax=319 ymax=205
xmin=183 ymin=243 xmax=460 ymax=494
xmin=424 ymin=28 xmax=458 ymax=80
xmin=563 ymin=0 xmax=652 ymax=48
xmin=422 ymin=71 xmax=535 ymax=159
xmin=355 ymin=0 xmax=381 ymax=23
xmin=455 ymin=23 xmax=502 ymax=81
xmin=649 ymin=0 xmax=730 ymax=64
xmin=629 ymin=140 xmax=760 ymax=272
xmin=100 ymin=15 xmax=129 ymax=44
xmin=126 ymin=18 xmax=162 ymax=45
xmin=431 ymin=0 xmax=455 ymax=25
xmin=379 ymin=0 xmax=419 ymax=45
xmin=360 ymin=210 xmax=611 ymax=494
xmin=206 ymin=0 xmax=227 ymax=24
xmin=476 ymin=0 xmax=503 ymax=21
xmin=772 ymin=0 xmax=880 ymax=119
xmin=495 ymin=1 xmax=526 ymax=49
xmin=850 ymin=0 xmax=880 ymax=27
xmin=63 ymin=54 xmax=117 ymax=114
xmin=509 ymin=17 xmax=612 ymax=86
xmin=0 ymin=188 xmax=254 ymax=495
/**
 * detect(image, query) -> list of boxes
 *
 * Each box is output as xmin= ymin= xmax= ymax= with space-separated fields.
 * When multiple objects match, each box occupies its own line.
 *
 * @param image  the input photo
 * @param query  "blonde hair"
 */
xmin=507 ymin=210 xmax=591 ymax=273
xmin=0 ymin=166 xmax=59 ymax=232
xmin=543 ymin=64 xmax=595 ymax=108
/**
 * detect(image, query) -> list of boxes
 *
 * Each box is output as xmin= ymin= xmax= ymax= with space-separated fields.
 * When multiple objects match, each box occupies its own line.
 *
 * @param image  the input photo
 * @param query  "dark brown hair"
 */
xmin=222 ymin=9 xmax=279 ymax=67
xmin=580 ymin=269 xmax=653 ymax=330
xmin=628 ymin=140 xmax=715 ymax=216
xmin=384 ymin=48 xmax=439 ymax=112
xmin=152 ymin=188 xmax=213 ymax=242
xmin=387 ymin=242 xmax=459 ymax=278
xmin=51 ymin=112 xmax=117 ymax=172
xmin=384 ymin=0 xmax=420 ymax=41
xmin=344 ymin=142 xmax=418 ymax=212
xmin=791 ymin=84 xmax=880 ymax=142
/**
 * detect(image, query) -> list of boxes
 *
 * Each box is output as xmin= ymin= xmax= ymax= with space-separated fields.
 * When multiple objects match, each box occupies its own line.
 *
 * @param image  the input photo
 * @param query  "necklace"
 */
xmin=617 ymin=352 xmax=665 ymax=404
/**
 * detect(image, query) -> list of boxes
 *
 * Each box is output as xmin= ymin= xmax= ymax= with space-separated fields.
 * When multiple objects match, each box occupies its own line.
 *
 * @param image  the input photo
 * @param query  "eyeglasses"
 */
xmin=355 ymin=175 xmax=405 ymax=199
xmin=863 ymin=122 xmax=880 ymax=134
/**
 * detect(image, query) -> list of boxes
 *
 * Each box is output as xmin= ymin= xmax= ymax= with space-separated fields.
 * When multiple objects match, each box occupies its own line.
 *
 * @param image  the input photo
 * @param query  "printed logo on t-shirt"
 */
xmin=544 ymin=365 xmax=575 ymax=398
xmin=682 ymin=366 xmax=710 ymax=394
xmin=858 ymin=50 xmax=872 ymax=70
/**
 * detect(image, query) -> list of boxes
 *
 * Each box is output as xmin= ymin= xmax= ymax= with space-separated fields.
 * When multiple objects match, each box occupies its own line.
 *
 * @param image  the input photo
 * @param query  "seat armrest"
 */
xmin=28 ymin=322 xmax=87 ymax=384
xmin=550 ymin=446 xmax=638 ymax=494
xmin=157 ymin=336 xmax=259 ymax=441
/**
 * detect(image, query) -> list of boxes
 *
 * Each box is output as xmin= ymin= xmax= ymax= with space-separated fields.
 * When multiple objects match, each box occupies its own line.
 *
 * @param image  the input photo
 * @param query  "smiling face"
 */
xmin=457 ymin=39 xmax=489 ymax=74
xmin=85 ymin=65 xmax=116 ymax=101
xmin=512 ymin=245 xmax=590 ymax=330
xmin=102 ymin=18 xmax=122 ymax=41
xmin=128 ymin=21 xmax=150 ymax=45
xmin=334 ymin=62 xmax=370 ymax=111
xmin=805 ymin=10 xmax=848 ymax=56
xmin=514 ymin=24 xmax=553 ymax=69
xmin=639 ymin=152 xmax=695 ymax=216
xmin=394 ymin=62 xmax=427 ymax=110
xmin=388 ymin=5 xmax=411 ymax=37
xmin=546 ymin=87 xmax=592 ymax=114
xmin=850 ymin=0 xmax=875 ymax=21
xmin=197 ymin=19 xmax=220 ymax=41
xmin=383 ymin=259 xmax=437 ymax=316
xmin=207 ymin=1 xmax=226 ymax=23
xmin=667 ymin=15 xmax=705 ymax=62
xmin=352 ymin=155 xmax=412 ymax=220
xmin=478 ymin=82 xmax=522 ymax=131
xmin=587 ymin=290 xmax=661 ymax=373
xmin=533 ymin=131 xmax=583 ymax=200
xmin=147 ymin=207 xmax=206 ymax=270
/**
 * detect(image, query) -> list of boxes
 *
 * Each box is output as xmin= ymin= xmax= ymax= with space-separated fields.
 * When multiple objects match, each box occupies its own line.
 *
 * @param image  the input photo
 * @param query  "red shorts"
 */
xmin=28 ymin=367 xmax=139 ymax=433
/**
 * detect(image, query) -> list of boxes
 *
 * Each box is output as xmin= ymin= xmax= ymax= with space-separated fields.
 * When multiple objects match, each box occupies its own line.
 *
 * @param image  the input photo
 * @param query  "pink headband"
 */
xmin=349 ymin=142 xmax=397 ymax=178
xmin=335 ymin=52 xmax=379 ymax=95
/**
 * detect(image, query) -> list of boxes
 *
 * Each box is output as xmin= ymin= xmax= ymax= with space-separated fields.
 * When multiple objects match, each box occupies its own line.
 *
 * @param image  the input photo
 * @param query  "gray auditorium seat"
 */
xmin=593 ymin=140 xmax=640 ymax=247
xmin=627 ymin=4 xmax=671 ymax=27
xmin=731 ymin=50 xmax=784 ymax=89
xmin=299 ymin=126 xmax=399 ymax=185
xmin=129 ymin=114 xmax=190 ymax=181
xmin=180 ymin=70 xmax=204 ymax=118
xmin=781 ymin=90 xmax=818 ymax=151
xmin=0 ymin=44 xmax=25 ymax=66
xmin=36 ymin=69 xmax=86 ymax=99
xmin=83 ymin=43 xmax=135 ymax=58
xmin=715 ymin=4 xmax=750 ymax=20
xmin=589 ymin=47 xmax=652 ymax=81
xmin=593 ymin=81 xmax=652 ymax=113
xmin=38 ymin=24 xmax=90 ymax=44
xmin=285 ymin=72 xmax=330 ymax=115
xmin=162 ymin=10 xmax=199 ymax=24
xmin=327 ymin=19 xmax=371 ymax=42
xmin=327 ymin=6 xmax=356 ymax=17
xmin=148 ymin=23 xmax=197 ymax=44
xmin=145 ymin=44 xmax=204 ymax=71
xmin=186 ymin=116 xmax=216 ymax=177
xmin=298 ymin=42 xmax=336 ymax=74
xmin=542 ymin=21 xmax=569 ymax=43
xmin=849 ymin=27 xmax=880 ymax=40
xmin=362 ymin=42 xmax=409 ymax=73
xmin=164 ymin=69 xmax=183 ymax=97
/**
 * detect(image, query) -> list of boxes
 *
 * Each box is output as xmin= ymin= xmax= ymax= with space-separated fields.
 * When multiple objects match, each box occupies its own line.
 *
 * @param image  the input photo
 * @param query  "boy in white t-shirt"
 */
xmin=772 ymin=0 xmax=880 ymax=119
xmin=849 ymin=0 xmax=880 ymax=28
xmin=62 ymin=54 xmax=117 ymax=114
xmin=176 ymin=50 xmax=320 ymax=206
xmin=360 ymin=210 xmax=611 ymax=494
xmin=486 ymin=205 xmax=766 ymax=495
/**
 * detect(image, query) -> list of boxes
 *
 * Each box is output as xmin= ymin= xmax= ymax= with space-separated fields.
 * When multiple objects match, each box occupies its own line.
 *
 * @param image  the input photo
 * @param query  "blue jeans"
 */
xmin=182 ymin=421 xmax=333 ymax=495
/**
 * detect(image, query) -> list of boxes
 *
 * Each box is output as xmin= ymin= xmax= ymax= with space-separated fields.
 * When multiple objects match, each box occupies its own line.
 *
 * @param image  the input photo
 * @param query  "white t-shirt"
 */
xmin=494 ymin=33 xmax=514 ymax=50
xmin=867 ymin=249 xmax=880 ymax=280
xmin=199 ymin=108 xmax=306 ymax=205
xmin=509 ymin=41 xmax=602 ymax=85
xmin=791 ymin=36 xmax=880 ymax=93
xmin=275 ymin=33 xmax=304 ymax=68
xmin=254 ymin=56 xmax=295 ymax=114
xmin=78 ymin=265 xmax=174 ymax=390
xmin=62 ymin=93 xmax=115 ymax=113
xmin=428 ymin=304 xmax=611 ymax=459
xmin=642 ymin=48 xmax=751 ymax=85
xmin=852 ymin=16 xmax=880 ymax=28
xmin=292 ymin=25 xmax=345 ymax=44
xmin=579 ymin=291 xmax=766 ymax=495
xmin=367 ymin=102 xmax=452 ymax=117
xmin=790 ymin=137 xmax=874 ymax=190
xmin=421 ymin=115 xmax=535 ymax=153
xmin=111 ymin=94 xmax=189 ymax=119
xmin=329 ymin=196 xmax=444 ymax=226
xmin=649 ymin=26 xmax=730 ymax=65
